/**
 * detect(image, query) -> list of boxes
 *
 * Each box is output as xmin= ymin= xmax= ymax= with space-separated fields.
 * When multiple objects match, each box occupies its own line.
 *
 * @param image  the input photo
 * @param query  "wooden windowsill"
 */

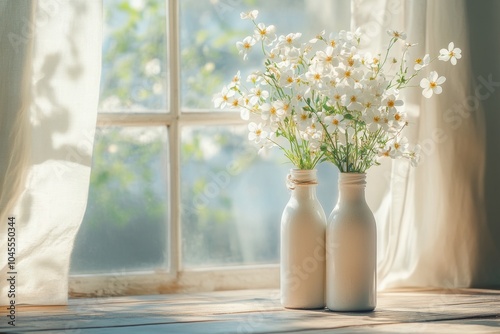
xmin=2 ymin=288 xmax=500 ymax=333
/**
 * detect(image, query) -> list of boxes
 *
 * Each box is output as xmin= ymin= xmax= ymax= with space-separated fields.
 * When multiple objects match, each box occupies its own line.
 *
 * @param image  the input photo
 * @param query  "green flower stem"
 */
xmin=377 ymin=37 xmax=397 ymax=75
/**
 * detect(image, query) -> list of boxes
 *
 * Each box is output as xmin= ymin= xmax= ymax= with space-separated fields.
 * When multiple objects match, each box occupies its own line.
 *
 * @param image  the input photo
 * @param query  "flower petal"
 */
xmin=241 ymin=109 xmax=250 ymax=120
xmin=420 ymin=78 xmax=429 ymax=88
xmin=248 ymin=122 xmax=257 ymax=131
xmin=429 ymin=71 xmax=438 ymax=81
xmin=422 ymin=88 xmax=433 ymax=98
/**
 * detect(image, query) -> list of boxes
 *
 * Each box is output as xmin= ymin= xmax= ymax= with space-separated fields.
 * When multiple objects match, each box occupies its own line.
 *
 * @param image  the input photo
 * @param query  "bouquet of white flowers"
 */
xmin=214 ymin=10 xmax=461 ymax=172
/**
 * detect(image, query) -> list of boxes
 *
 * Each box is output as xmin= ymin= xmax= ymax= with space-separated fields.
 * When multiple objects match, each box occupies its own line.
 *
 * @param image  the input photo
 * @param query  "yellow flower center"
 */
xmin=345 ymin=70 xmax=351 ymax=78
xmin=326 ymin=56 xmax=333 ymax=63
xmin=330 ymin=40 xmax=336 ymax=47
xmin=287 ymin=76 xmax=294 ymax=84
xmin=334 ymin=94 xmax=341 ymax=100
xmin=415 ymin=58 xmax=422 ymax=64
xmin=314 ymin=73 xmax=321 ymax=80
xmin=394 ymin=143 xmax=400 ymax=149
xmin=430 ymin=81 xmax=437 ymax=88
xmin=232 ymin=99 xmax=239 ymax=107
xmin=301 ymin=114 xmax=308 ymax=121
xmin=350 ymin=95 xmax=357 ymax=103
xmin=332 ymin=119 xmax=339 ymax=125
xmin=449 ymin=51 xmax=455 ymax=57
xmin=394 ymin=113 xmax=401 ymax=121
xmin=244 ymin=42 xmax=251 ymax=50
xmin=373 ymin=116 xmax=380 ymax=122
xmin=286 ymin=36 xmax=293 ymax=44
xmin=255 ymin=129 xmax=262 ymax=136
xmin=270 ymin=107 xmax=277 ymax=115
xmin=387 ymin=100 xmax=395 ymax=108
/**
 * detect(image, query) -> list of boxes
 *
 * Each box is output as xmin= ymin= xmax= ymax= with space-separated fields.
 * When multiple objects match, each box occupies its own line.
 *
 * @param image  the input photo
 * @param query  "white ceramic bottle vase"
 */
xmin=326 ymin=173 xmax=376 ymax=311
xmin=280 ymin=169 xmax=326 ymax=309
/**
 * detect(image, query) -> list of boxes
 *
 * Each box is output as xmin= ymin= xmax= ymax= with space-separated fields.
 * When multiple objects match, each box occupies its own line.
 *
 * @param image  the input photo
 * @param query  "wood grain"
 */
xmin=0 ymin=289 xmax=499 ymax=333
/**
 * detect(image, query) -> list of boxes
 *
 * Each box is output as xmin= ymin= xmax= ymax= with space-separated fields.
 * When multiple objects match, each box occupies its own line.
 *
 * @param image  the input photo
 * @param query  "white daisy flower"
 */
xmin=236 ymin=36 xmax=256 ymax=61
xmin=213 ymin=86 xmax=234 ymax=108
xmin=387 ymin=29 xmax=407 ymax=40
xmin=240 ymin=10 xmax=258 ymax=20
xmin=439 ymin=42 xmax=462 ymax=65
xmin=414 ymin=54 xmax=430 ymax=71
xmin=248 ymin=122 xmax=268 ymax=144
xmin=324 ymin=114 xmax=345 ymax=133
xmin=420 ymin=71 xmax=446 ymax=98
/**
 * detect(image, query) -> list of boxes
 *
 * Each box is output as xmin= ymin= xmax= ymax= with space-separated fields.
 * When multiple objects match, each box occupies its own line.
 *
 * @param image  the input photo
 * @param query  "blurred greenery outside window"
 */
xmin=70 ymin=0 xmax=346 ymax=277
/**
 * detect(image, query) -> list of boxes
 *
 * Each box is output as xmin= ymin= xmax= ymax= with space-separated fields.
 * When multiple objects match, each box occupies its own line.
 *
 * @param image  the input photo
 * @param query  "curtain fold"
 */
xmin=353 ymin=0 xmax=494 ymax=289
xmin=0 ymin=0 xmax=102 ymax=305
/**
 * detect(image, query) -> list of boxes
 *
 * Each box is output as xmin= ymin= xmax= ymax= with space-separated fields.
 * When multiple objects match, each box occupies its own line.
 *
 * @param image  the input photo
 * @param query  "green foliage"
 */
xmin=100 ymin=0 xmax=167 ymax=109
xmin=76 ymin=0 xmax=287 ymax=272
xmin=87 ymin=128 xmax=166 ymax=228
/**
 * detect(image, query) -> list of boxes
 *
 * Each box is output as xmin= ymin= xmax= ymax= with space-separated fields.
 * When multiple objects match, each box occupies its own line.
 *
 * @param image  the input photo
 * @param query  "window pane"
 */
xmin=99 ymin=0 xmax=167 ymax=112
xmin=180 ymin=0 xmax=350 ymax=110
xmin=180 ymin=125 xmax=338 ymax=267
xmin=71 ymin=127 xmax=170 ymax=274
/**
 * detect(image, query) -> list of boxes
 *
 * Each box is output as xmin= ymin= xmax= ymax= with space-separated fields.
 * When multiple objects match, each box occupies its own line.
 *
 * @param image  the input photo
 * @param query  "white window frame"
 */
xmin=69 ymin=0 xmax=279 ymax=297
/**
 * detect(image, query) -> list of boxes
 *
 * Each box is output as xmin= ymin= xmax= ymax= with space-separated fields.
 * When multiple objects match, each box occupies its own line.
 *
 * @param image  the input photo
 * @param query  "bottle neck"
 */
xmin=293 ymin=183 xmax=318 ymax=199
xmin=337 ymin=173 xmax=366 ymax=203
xmin=288 ymin=169 xmax=318 ymax=200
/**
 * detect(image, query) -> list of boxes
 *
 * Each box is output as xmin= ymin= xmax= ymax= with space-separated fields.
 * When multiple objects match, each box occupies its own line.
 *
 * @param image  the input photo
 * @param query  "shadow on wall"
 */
xmin=465 ymin=0 xmax=500 ymax=288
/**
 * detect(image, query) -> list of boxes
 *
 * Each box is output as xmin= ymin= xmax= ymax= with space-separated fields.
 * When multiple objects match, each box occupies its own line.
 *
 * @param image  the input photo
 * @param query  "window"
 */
xmin=70 ymin=0 xmax=348 ymax=295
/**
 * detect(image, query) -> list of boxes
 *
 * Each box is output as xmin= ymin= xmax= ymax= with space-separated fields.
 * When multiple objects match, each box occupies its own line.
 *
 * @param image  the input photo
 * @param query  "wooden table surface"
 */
xmin=1 ymin=288 xmax=499 ymax=333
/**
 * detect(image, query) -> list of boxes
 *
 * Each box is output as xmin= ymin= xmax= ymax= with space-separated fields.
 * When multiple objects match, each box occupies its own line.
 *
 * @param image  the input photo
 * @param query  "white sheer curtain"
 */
xmin=0 ymin=0 xmax=101 ymax=305
xmin=354 ymin=0 xmax=500 ymax=289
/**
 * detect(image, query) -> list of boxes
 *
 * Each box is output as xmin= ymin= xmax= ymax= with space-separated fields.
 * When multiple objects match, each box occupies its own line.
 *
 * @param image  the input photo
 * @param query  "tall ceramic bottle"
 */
xmin=326 ymin=173 xmax=376 ymax=311
xmin=281 ymin=169 xmax=326 ymax=309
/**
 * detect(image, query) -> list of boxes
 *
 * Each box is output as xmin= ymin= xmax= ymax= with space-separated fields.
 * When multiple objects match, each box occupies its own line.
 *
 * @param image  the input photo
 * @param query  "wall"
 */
xmin=466 ymin=0 xmax=500 ymax=287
